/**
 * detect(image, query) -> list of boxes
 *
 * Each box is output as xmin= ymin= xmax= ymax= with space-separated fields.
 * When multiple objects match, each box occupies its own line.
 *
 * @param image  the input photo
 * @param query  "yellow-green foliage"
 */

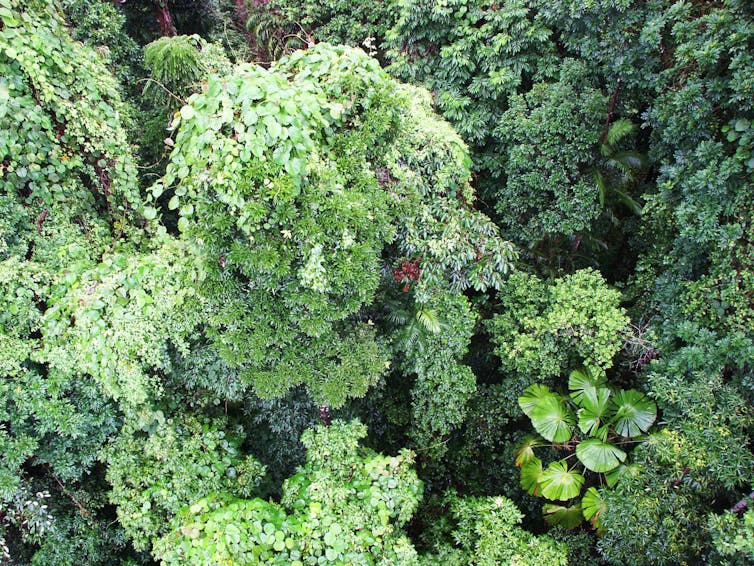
xmin=104 ymin=413 xmax=265 ymax=552
xmin=487 ymin=269 xmax=629 ymax=379
xmin=145 ymin=43 xmax=513 ymax=407
xmin=154 ymin=420 xmax=422 ymax=565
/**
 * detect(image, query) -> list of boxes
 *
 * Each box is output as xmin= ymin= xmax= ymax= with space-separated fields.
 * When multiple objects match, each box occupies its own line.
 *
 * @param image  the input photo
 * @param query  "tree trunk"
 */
xmin=319 ymin=406 xmax=331 ymax=426
xmin=155 ymin=0 xmax=176 ymax=37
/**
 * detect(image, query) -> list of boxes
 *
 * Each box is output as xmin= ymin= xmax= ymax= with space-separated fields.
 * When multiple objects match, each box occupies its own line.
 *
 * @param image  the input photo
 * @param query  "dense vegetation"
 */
xmin=1 ymin=0 xmax=752 ymax=564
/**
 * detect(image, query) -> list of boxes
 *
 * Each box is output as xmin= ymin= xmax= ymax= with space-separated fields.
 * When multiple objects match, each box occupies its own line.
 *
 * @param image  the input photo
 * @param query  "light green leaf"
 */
xmin=611 ymin=389 xmax=657 ymax=437
xmin=530 ymin=395 xmax=575 ymax=443
xmin=577 ymin=387 xmax=612 ymax=435
xmin=519 ymin=384 xmax=555 ymax=418
xmin=606 ymin=118 xmax=635 ymax=146
xmin=576 ymin=438 xmax=626 ymax=473
xmin=539 ymin=460 xmax=584 ymax=501
xmin=520 ymin=456 xmax=543 ymax=496
xmin=581 ymin=486 xmax=606 ymax=531
xmin=514 ymin=434 xmax=544 ymax=467
xmin=180 ymin=105 xmax=195 ymax=120
xmin=568 ymin=367 xmax=607 ymax=405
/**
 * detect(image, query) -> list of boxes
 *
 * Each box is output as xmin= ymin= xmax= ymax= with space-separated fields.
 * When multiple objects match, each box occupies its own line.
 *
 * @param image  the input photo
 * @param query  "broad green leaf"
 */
xmin=179 ymin=104 xmax=195 ymax=120
xmin=581 ymin=487 xmax=606 ymax=531
xmin=605 ymin=463 xmax=642 ymax=488
xmin=543 ymin=503 xmax=583 ymax=529
xmin=518 ymin=384 xmax=555 ymax=418
xmin=568 ymin=367 xmax=607 ymax=405
xmin=611 ymin=389 xmax=657 ymax=437
xmin=520 ymin=456 xmax=543 ymax=496
xmin=577 ymin=387 xmax=612 ymax=435
xmin=576 ymin=438 xmax=626 ymax=473
xmin=539 ymin=460 xmax=584 ymax=501
xmin=530 ymin=395 xmax=575 ymax=442
xmin=415 ymin=308 xmax=441 ymax=333
xmin=514 ymin=434 xmax=544 ymax=467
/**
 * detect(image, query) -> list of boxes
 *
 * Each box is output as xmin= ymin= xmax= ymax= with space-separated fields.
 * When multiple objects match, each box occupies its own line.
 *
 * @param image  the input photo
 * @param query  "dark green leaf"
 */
xmin=543 ymin=503 xmax=583 ymax=529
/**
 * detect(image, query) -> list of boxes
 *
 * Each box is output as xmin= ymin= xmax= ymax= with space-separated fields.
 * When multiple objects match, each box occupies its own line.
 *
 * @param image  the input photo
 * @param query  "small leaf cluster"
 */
xmin=418 ymin=491 xmax=567 ymax=566
xmin=487 ymin=268 xmax=629 ymax=380
xmin=104 ymin=412 xmax=265 ymax=552
xmin=493 ymin=60 xmax=606 ymax=243
xmin=154 ymin=420 xmax=423 ymax=565
xmin=709 ymin=505 xmax=754 ymax=565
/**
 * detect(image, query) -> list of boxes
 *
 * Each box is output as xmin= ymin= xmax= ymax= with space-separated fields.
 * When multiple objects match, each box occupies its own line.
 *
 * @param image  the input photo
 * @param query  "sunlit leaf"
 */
xmin=539 ymin=460 xmax=584 ymax=501
xmin=519 ymin=384 xmax=555 ymax=418
xmin=530 ymin=395 xmax=575 ymax=443
xmin=611 ymin=389 xmax=657 ymax=437
xmin=576 ymin=438 xmax=626 ymax=473
xmin=520 ymin=457 xmax=543 ymax=496
xmin=581 ymin=486 xmax=606 ymax=531
xmin=514 ymin=435 xmax=544 ymax=467
xmin=577 ymin=387 xmax=612 ymax=435
xmin=568 ymin=367 xmax=607 ymax=405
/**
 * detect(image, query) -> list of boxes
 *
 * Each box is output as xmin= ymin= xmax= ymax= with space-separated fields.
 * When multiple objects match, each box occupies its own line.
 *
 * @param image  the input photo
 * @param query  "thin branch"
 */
xmin=45 ymin=465 xmax=92 ymax=518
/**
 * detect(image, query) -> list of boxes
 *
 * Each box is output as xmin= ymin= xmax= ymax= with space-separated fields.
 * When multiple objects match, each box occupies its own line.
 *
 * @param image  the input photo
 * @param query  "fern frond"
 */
xmin=415 ymin=308 xmax=442 ymax=334
xmin=606 ymin=119 xmax=635 ymax=146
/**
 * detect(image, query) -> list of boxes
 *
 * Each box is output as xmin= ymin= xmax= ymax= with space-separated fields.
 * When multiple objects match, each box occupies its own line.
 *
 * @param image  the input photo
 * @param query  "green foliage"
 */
xmin=597 ymin=325 xmax=754 ymax=564
xmin=390 ymin=289 xmax=478 ymax=459
xmin=5 ymin=0 xmax=753 ymax=564
xmin=270 ymin=0 xmax=399 ymax=59
xmin=593 ymin=119 xmax=646 ymax=216
xmin=515 ymin=368 xmax=657 ymax=528
xmin=487 ymin=269 xmax=629 ymax=379
xmin=2 ymin=477 xmax=134 ymax=566
xmin=419 ymin=491 xmax=567 ymax=565
xmin=139 ymin=34 xmax=231 ymax=170
xmin=104 ymin=413 xmax=265 ymax=551
xmin=150 ymin=43 xmax=512 ymax=407
xmin=143 ymin=34 xmax=230 ymax=110
xmin=387 ymin=0 xmax=558 ymax=180
xmin=0 ymin=2 xmax=147 ymax=561
xmin=709 ymin=504 xmax=754 ymax=564
xmin=494 ymin=60 xmax=606 ymax=243
xmin=62 ymin=0 xmax=143 ymax=95
xmin=154 ymin=420 xmax=422 ymax=564
xmin=0 ymin=0 xmax=144 ymax=251
xmin=43 ymin=241 xmax=202 ymax=408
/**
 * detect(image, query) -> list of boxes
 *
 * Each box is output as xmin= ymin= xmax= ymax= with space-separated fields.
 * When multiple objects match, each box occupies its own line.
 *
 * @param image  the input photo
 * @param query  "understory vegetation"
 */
xmin=1 ymin=0 xmax=753 ymax=564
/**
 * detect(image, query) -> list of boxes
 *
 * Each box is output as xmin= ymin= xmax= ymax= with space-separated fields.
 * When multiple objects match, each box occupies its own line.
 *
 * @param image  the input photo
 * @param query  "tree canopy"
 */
xmin=2 ymin=0 xmax=753 ymax=564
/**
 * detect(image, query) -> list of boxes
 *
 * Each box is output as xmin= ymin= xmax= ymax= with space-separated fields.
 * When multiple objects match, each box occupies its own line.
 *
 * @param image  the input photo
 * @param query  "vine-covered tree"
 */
xmin=3 ymin=0 xmax=754 ymax=564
